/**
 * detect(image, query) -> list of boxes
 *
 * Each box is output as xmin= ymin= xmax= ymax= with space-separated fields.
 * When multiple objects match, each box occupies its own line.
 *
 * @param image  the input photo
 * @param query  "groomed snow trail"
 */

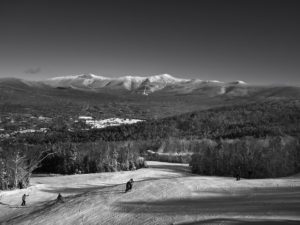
xmin=0 ymin=161 xmax=300 ymax=225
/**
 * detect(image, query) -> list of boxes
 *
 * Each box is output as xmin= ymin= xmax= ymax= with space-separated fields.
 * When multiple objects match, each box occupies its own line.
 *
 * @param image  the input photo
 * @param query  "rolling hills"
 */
xmin=1 ymin=74 xmax=300 ymax=120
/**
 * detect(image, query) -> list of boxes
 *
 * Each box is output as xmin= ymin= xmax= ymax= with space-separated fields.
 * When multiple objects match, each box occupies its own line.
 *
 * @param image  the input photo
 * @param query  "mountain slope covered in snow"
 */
xmin=42 ymin=73 xmax=248 ymax=95
xmin=1 ymin=74 xmax=300 ymax=120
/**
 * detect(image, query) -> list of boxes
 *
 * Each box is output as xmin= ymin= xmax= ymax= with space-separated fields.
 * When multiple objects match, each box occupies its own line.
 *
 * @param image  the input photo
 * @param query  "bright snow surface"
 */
xmin=84 ymin=118 xmax=143 ymax=129
xmin=0 ymin=161 xmax=299 ymax=225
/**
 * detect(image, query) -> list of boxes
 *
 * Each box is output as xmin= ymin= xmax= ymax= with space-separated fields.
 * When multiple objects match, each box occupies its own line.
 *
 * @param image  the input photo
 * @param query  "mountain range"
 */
xmin=1 ymin=73 xmax=300 ymax=100
xmin=1 ymin=73 xmax=300 ymax=120
xmin=42 ymin=73 xmax=248 ymax=96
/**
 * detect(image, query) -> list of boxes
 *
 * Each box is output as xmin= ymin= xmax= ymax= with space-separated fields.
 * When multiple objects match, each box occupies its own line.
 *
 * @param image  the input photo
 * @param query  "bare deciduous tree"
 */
xmin=0 ymin=141 xmax=54 ymax=190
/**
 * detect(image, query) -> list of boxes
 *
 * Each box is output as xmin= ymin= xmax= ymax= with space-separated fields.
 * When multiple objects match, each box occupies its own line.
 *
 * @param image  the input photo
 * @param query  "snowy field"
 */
xmin=84 ymin=118 xmax=143 ymax=129
xmin=0 ymin=161 xmax=299 ymax=225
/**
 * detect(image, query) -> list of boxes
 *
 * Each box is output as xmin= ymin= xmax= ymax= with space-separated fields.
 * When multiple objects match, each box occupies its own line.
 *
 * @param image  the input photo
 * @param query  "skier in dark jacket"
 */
xmin=236 ymin=166 xmax=241 ymax=181
xmin=21 ymin=194 xmax=29 ymax=206
xmin=125 ymin=179 xmax=134 ymax=192
xmin=56 ymin=193 xmax=64 ymax=203
xmin=236 ymin=173 xmax=240 ymax=181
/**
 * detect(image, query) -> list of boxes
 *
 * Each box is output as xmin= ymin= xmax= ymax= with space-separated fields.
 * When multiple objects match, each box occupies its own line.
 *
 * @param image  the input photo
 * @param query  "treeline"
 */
xmin=0 ymin=139 xmax=53 ymax=190
xmin=41 ymin=99 xmax=300 ymax=143
xmin=146 ymin=138 xmax=199 ymax=163
xmin=2 ymin=99 xmax=300 ymax=190
xmin=11 ymin=100 xmax=300 ymax=145
xmin=0 ymin=137 xmax=147 ymax=190
xmin=146 ymin=151 xmax=192 ymax=163
xmin=190 ymin=136 xmax=300 ymax=178
xmin=145 ymin=136 xmax=300 ymax=178
xmin=35 ymin=141 xmax=147 ymax=174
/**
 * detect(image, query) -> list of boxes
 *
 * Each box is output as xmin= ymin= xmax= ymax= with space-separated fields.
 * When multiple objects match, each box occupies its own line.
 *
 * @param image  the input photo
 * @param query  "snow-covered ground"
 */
xmin=83 ymin=118 xmax=143 ymax=129
xmin=0 ymin=161 xmax=299 ymax=225
xmin=0 ymin=128 xmax=48 ymax=138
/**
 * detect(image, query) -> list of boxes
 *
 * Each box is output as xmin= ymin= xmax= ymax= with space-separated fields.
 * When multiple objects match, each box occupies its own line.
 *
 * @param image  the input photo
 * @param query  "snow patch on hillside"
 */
xmin=42 ymin=73 xmax=248 ymax=94
xmin=79 ymin=117 xmax=143 ymax=129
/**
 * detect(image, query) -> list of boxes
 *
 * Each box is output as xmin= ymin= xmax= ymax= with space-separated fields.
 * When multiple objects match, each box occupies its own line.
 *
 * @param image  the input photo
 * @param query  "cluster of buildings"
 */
xmin=0 ymin=113 xmax=144 ymax=138
xmin=77 ymin=116 xmax=143 ymax=129
xmin=0 ymin=114 xmax=51 ymax=138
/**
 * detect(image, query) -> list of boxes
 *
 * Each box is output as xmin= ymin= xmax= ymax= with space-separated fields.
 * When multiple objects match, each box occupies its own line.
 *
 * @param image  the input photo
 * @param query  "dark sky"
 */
xmin=0 ymin=0 xmax=299 ymax=84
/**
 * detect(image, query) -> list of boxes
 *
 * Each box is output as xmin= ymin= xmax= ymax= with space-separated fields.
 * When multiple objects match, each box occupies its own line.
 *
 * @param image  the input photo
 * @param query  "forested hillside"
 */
xmin=1 ymin=99 xmax=300 ymax=190
xmin=62 ymin=99 xmax=300 ymax=142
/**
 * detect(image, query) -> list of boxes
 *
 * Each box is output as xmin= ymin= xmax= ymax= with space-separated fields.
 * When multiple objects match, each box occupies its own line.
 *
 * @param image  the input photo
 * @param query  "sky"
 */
xmin=0 ymin=0 xmax=299 ymax=85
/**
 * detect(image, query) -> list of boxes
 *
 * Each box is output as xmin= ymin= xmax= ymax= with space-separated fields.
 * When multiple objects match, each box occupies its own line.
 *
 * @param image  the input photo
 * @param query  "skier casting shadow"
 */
xmin=125 ymin=179 xmax=134 ymax=193
xmin=56 ymin=193 xmax=64 ymax=203
xmin=21 ymin=194 xmax=29 ymax=206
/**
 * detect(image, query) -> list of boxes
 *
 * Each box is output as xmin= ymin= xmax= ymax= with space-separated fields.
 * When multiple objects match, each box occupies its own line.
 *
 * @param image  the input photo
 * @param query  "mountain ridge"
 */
xmin=1 ymin=74 xmax=300 ymax=121
xmin=1 ymin=74 xmax=299 ymax=99
xmin=40 ymin=73 xmax=248 ymax=95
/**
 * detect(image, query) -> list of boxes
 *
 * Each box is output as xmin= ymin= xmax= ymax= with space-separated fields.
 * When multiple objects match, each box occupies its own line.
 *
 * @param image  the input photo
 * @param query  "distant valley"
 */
xmin=1 ymin=74 xmax=300 ymax=121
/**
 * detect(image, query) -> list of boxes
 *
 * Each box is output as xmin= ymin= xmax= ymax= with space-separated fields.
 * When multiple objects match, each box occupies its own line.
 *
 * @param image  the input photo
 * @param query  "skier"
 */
xmin=248 ymin=170 xmax=253 ymax=178
xmin=125 ymin=178 xmax=134 ymax=192
xmin=21 ymin=194 xmax=29 ymax=206
xmin=236 ymin=166 xmax=241 ymax=181
xmin=56 ymin=193 xmax=64 ymax=203
xmin=236 ymin=173 xmax=240 ymax=181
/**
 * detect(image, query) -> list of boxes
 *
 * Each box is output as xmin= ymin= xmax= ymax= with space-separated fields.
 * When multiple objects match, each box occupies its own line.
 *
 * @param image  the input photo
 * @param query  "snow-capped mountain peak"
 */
xmin=146 ymin=74 xmax=188 ymax=83
xmin=230 ymin=80 xmax=247 ymax=85
xmin=49 ymin=73 xmax=107 ymax=81
xmin=42 ymin=73 xmax=248 ymax=95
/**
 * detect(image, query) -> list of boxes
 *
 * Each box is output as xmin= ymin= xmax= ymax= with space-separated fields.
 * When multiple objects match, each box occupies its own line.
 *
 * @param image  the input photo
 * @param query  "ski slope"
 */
xmin=0 ymin=161 xmax=300 ymax=225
